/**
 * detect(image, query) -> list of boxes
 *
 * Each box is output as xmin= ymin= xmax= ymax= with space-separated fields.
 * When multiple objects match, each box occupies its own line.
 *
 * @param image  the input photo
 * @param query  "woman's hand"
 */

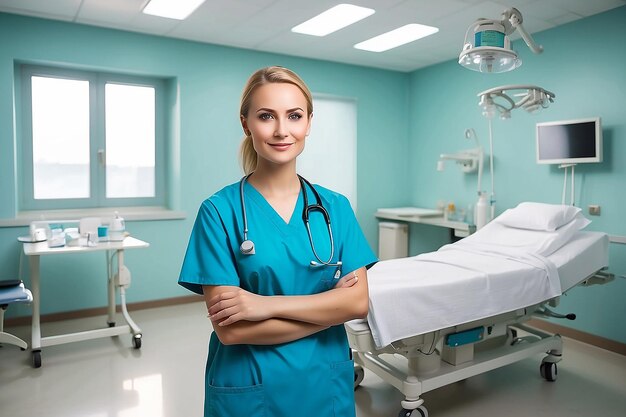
xmin=334 ymin=270 xmax=359 ymax=289
xmin=207 ymin=288 xmax=271 ymax=326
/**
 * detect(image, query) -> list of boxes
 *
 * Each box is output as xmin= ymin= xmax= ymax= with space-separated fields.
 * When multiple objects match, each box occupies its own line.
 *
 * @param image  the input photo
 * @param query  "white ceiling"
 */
xmin=1 ymin=0 xmax=625 ymax=72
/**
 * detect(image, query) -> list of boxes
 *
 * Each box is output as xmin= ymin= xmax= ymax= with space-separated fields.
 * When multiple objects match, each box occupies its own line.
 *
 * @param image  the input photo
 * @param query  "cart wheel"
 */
xmin=32 ymin=350 xmax=42 ymax=368
xmin=132 ymin=334 xmax=142 ymax=349
xmin=354 ymin=365 xmax=365 ymax=389
xmin=398 ymin=406 xmax=428 ymax=417
xmin=540 ymin=362 xmax=557 ymax=382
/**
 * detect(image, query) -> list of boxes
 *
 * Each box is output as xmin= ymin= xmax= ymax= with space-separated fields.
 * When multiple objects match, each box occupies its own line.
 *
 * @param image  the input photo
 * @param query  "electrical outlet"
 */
xmin=588 ymin=205 xmax=601 ymax=216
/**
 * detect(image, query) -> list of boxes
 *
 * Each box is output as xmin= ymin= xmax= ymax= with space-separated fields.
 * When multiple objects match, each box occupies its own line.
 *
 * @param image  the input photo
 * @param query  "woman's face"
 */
xmin=241 ymin=82 xmax=312 ymax=170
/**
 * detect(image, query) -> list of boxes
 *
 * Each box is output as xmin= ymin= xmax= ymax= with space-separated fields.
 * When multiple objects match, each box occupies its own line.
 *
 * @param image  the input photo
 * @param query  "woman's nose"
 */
xmin=274 ymin=119 xmax=288 ymax=138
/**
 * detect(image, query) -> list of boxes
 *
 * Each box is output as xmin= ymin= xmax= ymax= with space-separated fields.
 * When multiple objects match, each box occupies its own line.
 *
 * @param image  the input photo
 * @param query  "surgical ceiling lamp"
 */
xmin=474 ymin=84 xmax=555 ymax=228
xmin=459 ymin=7 xmax=543 ymax=73
xmin=477 ymin=85 xmax=555 ymax=119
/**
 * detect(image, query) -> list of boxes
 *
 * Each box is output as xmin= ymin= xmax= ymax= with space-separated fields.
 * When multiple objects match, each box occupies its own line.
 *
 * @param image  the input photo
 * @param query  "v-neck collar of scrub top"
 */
xmin=243 ymin=180 xmax=305 ymax=235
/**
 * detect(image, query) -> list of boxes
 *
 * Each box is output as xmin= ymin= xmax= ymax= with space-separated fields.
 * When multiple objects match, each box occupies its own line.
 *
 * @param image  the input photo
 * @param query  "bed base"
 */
xmin=354 ymin=318 xmax=562 ymax=417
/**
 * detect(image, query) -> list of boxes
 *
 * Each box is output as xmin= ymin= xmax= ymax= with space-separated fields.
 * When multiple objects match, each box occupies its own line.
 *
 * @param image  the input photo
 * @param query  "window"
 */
xmin=297 ymin=95 xmax=357 ymax=208
xmin=20 ymin=65 xmax=165 ymax=210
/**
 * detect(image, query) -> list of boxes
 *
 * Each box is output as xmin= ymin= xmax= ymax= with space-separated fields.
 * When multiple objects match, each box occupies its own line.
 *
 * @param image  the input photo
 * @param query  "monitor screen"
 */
xmin=536 ymin=117 xmax=602 ymax=164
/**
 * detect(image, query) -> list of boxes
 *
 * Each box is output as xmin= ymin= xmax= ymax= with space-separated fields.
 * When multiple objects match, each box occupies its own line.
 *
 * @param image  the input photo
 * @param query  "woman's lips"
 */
xmin=269 ymin=143 xmax=293 ymax=151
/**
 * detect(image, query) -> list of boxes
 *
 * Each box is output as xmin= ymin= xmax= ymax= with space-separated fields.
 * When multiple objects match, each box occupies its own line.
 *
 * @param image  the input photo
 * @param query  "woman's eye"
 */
xmin=288 ymin=113 xmax=303 ymax=120
xmin=258 ymin=113 xmax=274 ymax=120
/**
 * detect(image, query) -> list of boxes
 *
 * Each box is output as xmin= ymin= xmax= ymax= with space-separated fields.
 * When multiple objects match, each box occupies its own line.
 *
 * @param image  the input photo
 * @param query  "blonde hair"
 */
xmin=239 ymin=66 xmax=313 ymax=175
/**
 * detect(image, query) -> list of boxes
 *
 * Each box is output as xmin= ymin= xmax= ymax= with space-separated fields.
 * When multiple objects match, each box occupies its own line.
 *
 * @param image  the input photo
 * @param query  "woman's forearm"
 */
xmin=205 ymin=267 xmax=369 ymax=332
xmin=214 ymin=317 xmax=328 ymax=345
xmin=204 ymin=284 xmax=328 ymax=345
xmin=268 ymin=267 xmax=369 ymax=326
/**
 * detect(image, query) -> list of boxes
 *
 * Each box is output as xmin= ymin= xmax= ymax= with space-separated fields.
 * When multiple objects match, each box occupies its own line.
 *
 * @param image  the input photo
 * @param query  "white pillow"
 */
xmin=496 ymin=202 xmax=582 ymax=232
xmin=462 ymin=214 xmax=591 ymax=257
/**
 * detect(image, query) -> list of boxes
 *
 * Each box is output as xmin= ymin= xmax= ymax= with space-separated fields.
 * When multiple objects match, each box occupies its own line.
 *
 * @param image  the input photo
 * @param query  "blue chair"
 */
xmin=0 ymin=280 xmax=33 ymax=351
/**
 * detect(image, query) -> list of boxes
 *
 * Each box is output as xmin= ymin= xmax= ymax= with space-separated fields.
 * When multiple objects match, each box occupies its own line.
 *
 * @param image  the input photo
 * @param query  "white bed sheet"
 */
xmin=550 ymin=231 xmax=608 ymax=290
xmin=364 ymin=230 xmax=608 ymax=349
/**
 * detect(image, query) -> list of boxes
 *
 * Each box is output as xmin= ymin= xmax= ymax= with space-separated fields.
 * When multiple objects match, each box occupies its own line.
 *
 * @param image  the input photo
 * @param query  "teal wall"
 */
xmin=1 ymin=7 xmax=625 ymax=345
xmin=408 ymin=7 xmax=626 ymax=343
xmin=0 ymin=13 xmax=410 ymax=317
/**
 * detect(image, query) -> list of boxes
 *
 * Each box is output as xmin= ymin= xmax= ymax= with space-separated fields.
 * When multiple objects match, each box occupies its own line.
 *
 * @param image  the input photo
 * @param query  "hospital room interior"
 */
xmin=1 ymin=0 xmax=625 ymax=416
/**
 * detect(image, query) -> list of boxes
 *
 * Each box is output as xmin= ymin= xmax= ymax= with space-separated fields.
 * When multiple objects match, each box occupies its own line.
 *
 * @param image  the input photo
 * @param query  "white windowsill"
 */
xmin=0 ymin=206 xmax=186 ymax=227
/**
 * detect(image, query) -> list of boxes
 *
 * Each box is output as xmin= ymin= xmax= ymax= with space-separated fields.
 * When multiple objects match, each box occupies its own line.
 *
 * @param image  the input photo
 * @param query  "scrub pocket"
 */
xmin=330 ymin=360 xmax=356 ymax=417
xmin=207 ymin=384 xmax=265 ymax=417
xmin=315 ymin=266 xmax=341 ymax=292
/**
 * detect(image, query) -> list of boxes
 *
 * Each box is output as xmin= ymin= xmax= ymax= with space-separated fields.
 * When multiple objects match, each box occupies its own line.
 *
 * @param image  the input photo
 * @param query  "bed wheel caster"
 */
xmin=398 ymin=405 xmax=428 ymax=417
xmin=32 ymin=350 xmax=41 ymax=368
xmin=540 ymin=361 xmax=557 ymax=382
xmin=132 ymin=334 xmax=142 ymax=349
xmin=354 ymin=365 xmax=365 ymax=389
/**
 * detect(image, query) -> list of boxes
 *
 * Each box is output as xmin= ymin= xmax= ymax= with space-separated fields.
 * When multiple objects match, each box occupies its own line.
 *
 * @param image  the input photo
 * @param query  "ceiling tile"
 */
xmin=78 ymin=0 xmax=144 ymax=24
xmin=0 ymin=0 xmax=81 ymax=20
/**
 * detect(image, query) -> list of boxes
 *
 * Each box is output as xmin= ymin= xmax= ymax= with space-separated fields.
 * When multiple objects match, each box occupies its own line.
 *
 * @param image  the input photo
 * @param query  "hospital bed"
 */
xmin=347 ymin=203 xmax=612 ymax=417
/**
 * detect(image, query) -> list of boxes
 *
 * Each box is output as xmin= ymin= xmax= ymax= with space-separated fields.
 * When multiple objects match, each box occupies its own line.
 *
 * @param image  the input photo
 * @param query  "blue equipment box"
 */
xmin=445 ymin=327 xmax=484 ymax=347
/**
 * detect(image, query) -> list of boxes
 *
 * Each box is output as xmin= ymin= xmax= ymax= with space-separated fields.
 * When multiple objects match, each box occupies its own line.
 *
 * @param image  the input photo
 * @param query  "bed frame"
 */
xmin=348 ymin=269 xmax=614 ymax=417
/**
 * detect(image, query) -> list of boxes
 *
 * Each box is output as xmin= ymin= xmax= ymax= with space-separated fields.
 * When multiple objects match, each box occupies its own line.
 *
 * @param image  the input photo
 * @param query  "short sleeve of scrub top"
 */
xmin=179 ymin=198 xmax=239 ymax=294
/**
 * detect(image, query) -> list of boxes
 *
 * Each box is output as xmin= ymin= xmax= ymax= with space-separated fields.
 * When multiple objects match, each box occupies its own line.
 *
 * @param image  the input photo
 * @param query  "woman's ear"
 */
xmin=240 ymin=115 xmax=251 ymax=136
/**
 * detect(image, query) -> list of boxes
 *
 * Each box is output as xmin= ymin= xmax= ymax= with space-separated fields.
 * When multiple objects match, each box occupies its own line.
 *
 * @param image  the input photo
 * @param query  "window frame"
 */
xmin=19 ymin=65 xmax=166 ymax=211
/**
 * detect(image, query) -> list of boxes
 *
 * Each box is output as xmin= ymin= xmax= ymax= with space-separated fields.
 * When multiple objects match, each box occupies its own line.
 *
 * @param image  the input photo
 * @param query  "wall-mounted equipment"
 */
xmin=536 ymin=117 xmax=603 ymax=205
xmin=438 ymin=129 xmax=487 ymax=228
xmin=438 ymin=128 xmax=484 ymax=174
xmin=459 ymin=8 xmax=543 ymax=73
xmin=437 ymin=148 xmax=482 ymax=174
xmin=536 ymin=117 xmax=602 ymax=165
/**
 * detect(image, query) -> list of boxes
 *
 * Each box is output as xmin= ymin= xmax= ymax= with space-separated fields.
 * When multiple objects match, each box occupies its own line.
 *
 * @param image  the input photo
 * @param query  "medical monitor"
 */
xmin=536 ymin=117 xmax=602 ymax=164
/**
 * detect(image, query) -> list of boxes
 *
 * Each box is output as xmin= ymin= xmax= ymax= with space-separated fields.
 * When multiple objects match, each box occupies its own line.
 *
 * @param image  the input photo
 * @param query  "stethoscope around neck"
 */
xmin=239 ymin=173 xmax=342 ymax=270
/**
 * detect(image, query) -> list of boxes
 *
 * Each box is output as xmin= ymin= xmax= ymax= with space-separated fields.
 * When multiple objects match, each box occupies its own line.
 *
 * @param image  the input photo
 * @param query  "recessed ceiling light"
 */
xmin=142 ymin=0 xmax=206 ymax=20
xmin=292 ymin=4 xmax=375 ymax=37
xmin=354 ymin=23 xmax=439 ymax=52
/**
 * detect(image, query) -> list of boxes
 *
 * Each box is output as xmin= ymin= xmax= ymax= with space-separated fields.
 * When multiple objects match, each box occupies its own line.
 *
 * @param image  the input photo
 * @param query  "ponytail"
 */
xmin=239 ymin=135 xmax=257 ymax=175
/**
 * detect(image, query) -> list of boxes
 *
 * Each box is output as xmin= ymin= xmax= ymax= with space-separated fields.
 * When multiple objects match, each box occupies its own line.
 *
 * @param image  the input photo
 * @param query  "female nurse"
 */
xmin=178 ymin=66 xmax=377 ymax=417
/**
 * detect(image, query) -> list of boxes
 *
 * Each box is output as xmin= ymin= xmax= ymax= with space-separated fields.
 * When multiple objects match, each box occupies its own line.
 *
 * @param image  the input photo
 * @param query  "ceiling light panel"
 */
xmin=354 ymin=23 xmax=439 ymax=52
xmin=291 ymin=4 xmax=375 ymax=37
xmin=143 ymin=0 xmax=206 ymax=20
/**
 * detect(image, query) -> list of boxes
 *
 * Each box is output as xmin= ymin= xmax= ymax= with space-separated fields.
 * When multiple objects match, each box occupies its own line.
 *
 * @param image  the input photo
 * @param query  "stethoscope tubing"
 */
xmin=239 ymin=174 xmax=339 ymax=267
xmin=299 ymin=175 xmax=336 ymax=267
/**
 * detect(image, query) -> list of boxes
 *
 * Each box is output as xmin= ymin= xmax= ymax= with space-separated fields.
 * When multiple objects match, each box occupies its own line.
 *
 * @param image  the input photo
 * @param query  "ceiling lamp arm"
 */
xmin=503 ymin=7 xmax=543 ymax=54
xmin=477 ymin=85 xmax=556 ymax=119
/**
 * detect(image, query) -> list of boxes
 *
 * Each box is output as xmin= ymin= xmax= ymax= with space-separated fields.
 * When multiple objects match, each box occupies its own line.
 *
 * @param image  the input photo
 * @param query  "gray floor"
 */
xmin=1 ymin=301 xmax=625 ymax=417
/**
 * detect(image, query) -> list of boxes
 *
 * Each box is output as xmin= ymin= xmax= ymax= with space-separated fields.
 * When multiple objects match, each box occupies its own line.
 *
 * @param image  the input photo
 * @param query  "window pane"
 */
xmin=105 ymin=83 xmax=155 ymax=198
xmin=31 ymin=76 xmax=90 ymax=199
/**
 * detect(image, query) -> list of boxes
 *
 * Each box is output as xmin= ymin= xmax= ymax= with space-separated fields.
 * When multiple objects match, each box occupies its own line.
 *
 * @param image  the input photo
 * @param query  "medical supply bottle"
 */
xmin=475 ymin=192 xmax=489 ymax=230
xmin=109 ymin=212 xmax=126 ymax=241
xmin=445 ymin=202 xmax=456 ymax=221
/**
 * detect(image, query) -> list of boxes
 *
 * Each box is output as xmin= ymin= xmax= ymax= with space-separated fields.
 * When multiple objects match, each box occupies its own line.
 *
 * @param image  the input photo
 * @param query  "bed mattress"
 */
xmin=359 ymin=230 xmax=608 ymax=349
xmin=550 ymin=231 xmax=608 ymax=290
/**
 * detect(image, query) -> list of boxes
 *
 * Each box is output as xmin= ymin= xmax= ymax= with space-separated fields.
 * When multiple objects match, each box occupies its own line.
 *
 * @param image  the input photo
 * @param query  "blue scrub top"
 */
xmin=179 ymin=179 xmax=377 ymax=417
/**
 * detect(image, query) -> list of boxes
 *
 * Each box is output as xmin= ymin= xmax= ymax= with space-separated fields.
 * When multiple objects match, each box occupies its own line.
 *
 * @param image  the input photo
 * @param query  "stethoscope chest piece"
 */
xmin=240 ymin=239 xmax=255 ymax=255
